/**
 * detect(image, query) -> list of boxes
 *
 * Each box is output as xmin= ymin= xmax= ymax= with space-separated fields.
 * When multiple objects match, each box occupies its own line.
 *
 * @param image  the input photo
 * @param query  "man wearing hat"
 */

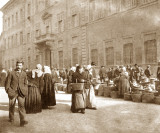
xmin=134 ymin=64 xmax=140 ymax=83
xmin=5 ymin=60 xmax=28 ymax=126
xmin=144 ymin=65 xmax=151 ymax=78
xmin=99 ymin=66 xmax=107 ymax=83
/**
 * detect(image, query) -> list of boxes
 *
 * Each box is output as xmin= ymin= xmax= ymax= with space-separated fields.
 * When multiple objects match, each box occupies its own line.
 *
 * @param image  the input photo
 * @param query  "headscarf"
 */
xmin=44 ymin=66 xmax=51 ymax=74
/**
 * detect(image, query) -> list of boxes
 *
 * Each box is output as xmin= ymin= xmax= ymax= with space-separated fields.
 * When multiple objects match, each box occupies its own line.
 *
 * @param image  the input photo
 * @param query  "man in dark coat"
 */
xmin=5 ymin=60 xmax=28 ymax=126
xmin=144 ymin=65 xmax=151 ymax=78
xmin=99 ymin=66 xmax=107 ymax=82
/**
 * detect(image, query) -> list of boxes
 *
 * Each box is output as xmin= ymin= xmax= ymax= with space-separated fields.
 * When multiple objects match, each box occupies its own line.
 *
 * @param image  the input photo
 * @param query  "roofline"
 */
xmin=0 ymin=0 xmax=15 ymax=12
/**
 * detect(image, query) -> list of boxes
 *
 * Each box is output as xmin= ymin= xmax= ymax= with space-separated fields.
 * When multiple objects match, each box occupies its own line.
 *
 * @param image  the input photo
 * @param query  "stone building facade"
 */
xmin=0 ymin=0 xmax=160 ymax=74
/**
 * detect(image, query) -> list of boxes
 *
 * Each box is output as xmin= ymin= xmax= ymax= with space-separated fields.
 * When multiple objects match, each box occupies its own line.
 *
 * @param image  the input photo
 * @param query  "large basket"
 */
xmin=124 ymin=93 xmax=132 ymax=101
xmin=98 ymin=85 xmax=104 ymax=96
xmin=110 ymin=91 xmax=119 ymax=99
xmin=155 ymin=96 xmax=160 ymax=104
xmin=104 ymin=86 xmax=111 ymax=97
xmin=71 ymin=83 xmax=84 ymax=91
xmin=142 ymin=93 xmax=155 ymax=103
xmin=131 ymin=93 xmax=142 ymax=103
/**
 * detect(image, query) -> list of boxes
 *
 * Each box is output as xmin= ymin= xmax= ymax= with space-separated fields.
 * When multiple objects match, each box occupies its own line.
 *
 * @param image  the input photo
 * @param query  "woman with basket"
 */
xmin=71 ymin=65 xmax=86 ymax=114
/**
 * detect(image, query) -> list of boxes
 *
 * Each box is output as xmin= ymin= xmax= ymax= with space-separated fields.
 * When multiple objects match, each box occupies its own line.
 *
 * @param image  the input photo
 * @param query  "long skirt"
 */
xmin=71 ymin=90 xmax=85 ymax=113
xmin=118 ymin=77 xmax=130 ymax=97
xmin=41 ymin=84 xmax=56 ymax=108
xmin=25 ymin=86 xmax=42 ymax=114
xmin=85 ymin=85 xmax=97 ymax=109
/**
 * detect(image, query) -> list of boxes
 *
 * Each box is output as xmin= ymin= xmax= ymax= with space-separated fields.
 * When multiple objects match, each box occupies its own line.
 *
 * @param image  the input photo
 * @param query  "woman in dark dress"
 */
xmin=42 ymin=66 xmax=56 ymax=109
xmin=25 ymin=64 xmax=44 ymax=114
xmin=118 ymin=67 xmax=130 ymax=97
xmin=71 ymin=65 xmax=86 ymax=114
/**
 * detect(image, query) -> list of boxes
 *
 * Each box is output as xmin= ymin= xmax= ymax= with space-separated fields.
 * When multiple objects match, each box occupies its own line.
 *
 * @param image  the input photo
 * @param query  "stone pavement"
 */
xmin=0 ymin=87 xmax=160 ymax=133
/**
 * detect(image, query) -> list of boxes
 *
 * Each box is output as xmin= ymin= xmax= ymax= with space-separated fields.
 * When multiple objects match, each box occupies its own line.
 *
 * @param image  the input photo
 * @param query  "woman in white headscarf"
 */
xmin=25 ymin=64 xmax=44 ymax=114
xmin=41 ymin=66 xmax=56 ymax=109
xmin=83 ymin=65 xmax=97 ymax=110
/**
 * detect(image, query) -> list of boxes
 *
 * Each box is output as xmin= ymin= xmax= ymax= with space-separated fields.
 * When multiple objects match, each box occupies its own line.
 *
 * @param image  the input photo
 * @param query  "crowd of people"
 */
xmin=98 ymin=63 xmax=159 ymax=97
xmin=1 ymin=60 xmax=160 ymax=127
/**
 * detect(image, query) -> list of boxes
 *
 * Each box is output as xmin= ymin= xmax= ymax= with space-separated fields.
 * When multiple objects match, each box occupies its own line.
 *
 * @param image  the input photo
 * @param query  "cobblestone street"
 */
xmin=0 ymin=88 xmax=160 ymax=133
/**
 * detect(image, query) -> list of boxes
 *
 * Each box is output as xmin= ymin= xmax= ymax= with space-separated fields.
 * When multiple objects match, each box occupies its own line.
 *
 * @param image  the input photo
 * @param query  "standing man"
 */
xmin=5 ymin=60 xmax=28 ymax=127
xmin=144 ymin=65 xmax=151 ymax=78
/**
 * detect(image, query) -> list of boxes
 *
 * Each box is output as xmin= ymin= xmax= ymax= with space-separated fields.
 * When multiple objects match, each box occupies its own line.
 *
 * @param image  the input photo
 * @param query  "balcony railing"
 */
xmin=35 ymin=33 xmax=56 ymax=44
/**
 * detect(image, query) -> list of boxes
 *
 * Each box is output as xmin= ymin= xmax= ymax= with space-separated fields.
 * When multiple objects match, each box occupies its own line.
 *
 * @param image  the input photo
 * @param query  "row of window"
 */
xmin=57 ymin=40 xmax=156 ymax=68
xmin=4 ymin=32 xmax=23 ymax=49
xmin=4 ymin=39 xmax=157 ymax=69
xmin=4 ymin=8 xmax=24 ymax=30
xmin=91 ymin=40 xmax=157 ymax=66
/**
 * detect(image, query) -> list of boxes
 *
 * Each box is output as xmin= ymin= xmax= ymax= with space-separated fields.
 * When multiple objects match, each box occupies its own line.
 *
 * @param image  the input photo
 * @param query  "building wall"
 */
xmin=0 ymin=0 xmax=160 ymax=75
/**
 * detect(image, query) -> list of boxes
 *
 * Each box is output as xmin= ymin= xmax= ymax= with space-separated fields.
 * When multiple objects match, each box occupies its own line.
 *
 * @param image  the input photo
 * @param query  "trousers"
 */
xmin=9 ymin=95 xmax=26 ymax=122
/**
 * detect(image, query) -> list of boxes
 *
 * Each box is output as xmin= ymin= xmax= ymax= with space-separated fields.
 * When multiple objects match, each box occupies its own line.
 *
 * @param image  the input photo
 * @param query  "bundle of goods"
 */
xmin=124 ymin=92 xmax=132 ymax=101
xmin=110 ymin=91 xmax=119 ymax=99
xmin=98 ymin=84 xmax=104 ymax=96
xmin=130 ymin=80 xmax=143 ymax=93
xmin=142 ymin=93 xmax=155 ymax=103
xmin=71 ymin=83 xmax=84 ymax=91
xmin=131 ymin=93 xmax=142 ymax=103
xmin=154 ymin=96 xmax=160 ymax=104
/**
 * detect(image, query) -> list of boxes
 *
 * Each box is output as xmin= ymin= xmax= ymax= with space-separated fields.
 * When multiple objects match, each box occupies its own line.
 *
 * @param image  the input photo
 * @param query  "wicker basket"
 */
xmin=124 ymin=93 xmax=132 ymax=101
xmin=98 ymin=85 xmax=104 ymax=96
xmin=71 ymin=83 xmax=84 ymax=91
xmin=155 ymin=96 xmax=160 ymax=104
xmin=104 ymin=86 xmax=111 ymax=97
xmin=131 ymin=93 xmax=142 ymax=102
xmin=142 ymin=93 xmax=155 ymax=103
xmin=110 ymin=91 xmax=119 ymax=99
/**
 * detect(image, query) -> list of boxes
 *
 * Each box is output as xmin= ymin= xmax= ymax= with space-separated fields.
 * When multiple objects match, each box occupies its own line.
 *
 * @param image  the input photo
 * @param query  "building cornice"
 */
xmin=0 ymin=0 xmax=24 ymax=13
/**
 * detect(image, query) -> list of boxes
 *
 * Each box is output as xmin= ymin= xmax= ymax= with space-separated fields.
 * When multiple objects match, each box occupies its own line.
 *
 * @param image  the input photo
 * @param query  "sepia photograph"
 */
xmin=0 ymin=0 xmax=160 ymax=133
